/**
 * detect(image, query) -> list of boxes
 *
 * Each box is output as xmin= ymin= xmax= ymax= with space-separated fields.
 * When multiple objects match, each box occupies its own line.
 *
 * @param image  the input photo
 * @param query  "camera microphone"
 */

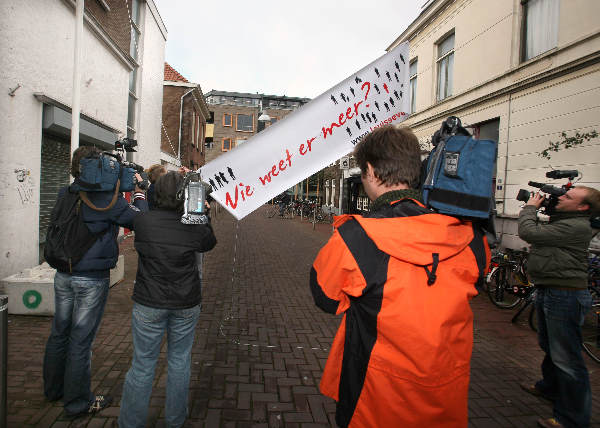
xmin=545 ymin=170 xmax=578 ymax=180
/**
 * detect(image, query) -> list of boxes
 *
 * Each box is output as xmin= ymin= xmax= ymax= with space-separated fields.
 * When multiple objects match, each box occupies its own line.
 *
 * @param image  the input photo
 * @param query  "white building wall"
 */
xmin=0 ymin=0 xmax=130 ymax=280
xmin=390 ymin=0 xmax=600 ymax=250
xmin=133 ymin=0 xmax=167 ymax=169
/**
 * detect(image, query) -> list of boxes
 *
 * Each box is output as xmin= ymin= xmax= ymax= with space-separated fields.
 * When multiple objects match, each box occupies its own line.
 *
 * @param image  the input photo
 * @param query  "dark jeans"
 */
xmin=535 ymin=287 xmax=592 ymax=428
xmin=43 ymin=272 xmax=109 ymax=415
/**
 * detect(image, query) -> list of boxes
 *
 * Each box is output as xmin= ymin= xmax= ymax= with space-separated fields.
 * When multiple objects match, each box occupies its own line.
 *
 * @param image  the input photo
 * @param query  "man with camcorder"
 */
xmin=310 ymin=125 xmax=489 ymax=427
xmin=43 ymin=146 xmax=148 ymax=419
xmin=518 ymin=181 xmax=600 ymax=428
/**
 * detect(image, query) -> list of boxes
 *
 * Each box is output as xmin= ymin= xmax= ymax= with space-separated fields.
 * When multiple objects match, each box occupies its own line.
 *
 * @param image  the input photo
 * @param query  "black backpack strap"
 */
xmin=468 ymin=224 xmax=488 ymax=292
xmin=335 ymin=218 xmax=389 ymax=428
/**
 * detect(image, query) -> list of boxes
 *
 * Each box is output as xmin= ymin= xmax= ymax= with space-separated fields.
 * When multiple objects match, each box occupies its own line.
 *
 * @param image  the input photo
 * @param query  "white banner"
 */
xmin=200 ymin=42 xmax=410 ymax=220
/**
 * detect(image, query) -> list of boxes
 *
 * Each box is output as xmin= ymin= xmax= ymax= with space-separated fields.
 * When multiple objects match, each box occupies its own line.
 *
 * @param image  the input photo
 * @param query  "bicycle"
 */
xmin=487 ymin=248 xmax=534 ymax=310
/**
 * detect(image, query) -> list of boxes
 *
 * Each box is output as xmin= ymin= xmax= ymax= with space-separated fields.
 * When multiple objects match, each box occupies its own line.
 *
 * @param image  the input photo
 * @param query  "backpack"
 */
xmin=44 ymin=187 xmax=101 ymax=273
xmin=421 ymin=117 xmax=497 ymax=219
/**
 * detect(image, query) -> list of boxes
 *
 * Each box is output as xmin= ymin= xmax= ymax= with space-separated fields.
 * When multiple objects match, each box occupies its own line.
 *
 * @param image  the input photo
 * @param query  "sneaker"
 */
xmin=519 ymin=382 xmax=554 ymax=402
xmin=537 ymin=417 xmax=564 ymax=428
xmin=65 ymin=394 xmax=113 ymax=419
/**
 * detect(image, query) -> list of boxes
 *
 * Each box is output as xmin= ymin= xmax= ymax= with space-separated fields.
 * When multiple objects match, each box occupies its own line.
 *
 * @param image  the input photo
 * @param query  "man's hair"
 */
xmin=71 ymin=146 xmax=101 ymax=178
xmin=578 ymin=186 xmax=600 ymax=215
xmin=154 ymin=171 xmax=184 ymax=211
xmin=353 ymin=125 xmax=421 ymax=188
xmin=147 ymin=164 xmax=167 ymax=183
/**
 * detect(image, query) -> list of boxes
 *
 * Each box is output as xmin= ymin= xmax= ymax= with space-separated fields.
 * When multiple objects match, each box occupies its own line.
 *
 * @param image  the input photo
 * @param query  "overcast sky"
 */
xmin=152 ymin=0 xmax=423 ymax=99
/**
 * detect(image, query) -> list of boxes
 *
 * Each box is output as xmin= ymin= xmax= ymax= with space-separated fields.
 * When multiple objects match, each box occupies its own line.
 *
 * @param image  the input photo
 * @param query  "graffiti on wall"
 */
xmin=14 ymin=168 xmax=35 ymax=205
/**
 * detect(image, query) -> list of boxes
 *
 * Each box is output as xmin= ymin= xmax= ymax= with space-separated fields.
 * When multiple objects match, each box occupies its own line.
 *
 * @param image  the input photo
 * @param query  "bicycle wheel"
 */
xmin=267 ymin=205 xmax=278 ymax=218
xmin=582 ymin=287 xmax=600 ymax=364
xmin=487 ymin=266 xmax=523 ymax=309
xmin=528 ymin=304 xmax=538 ymax=332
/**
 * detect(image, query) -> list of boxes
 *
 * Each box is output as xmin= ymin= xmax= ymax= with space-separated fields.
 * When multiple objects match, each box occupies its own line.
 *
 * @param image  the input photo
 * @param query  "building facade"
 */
xmin=204 ymin=91 xmax=310 ymax=164
xmin=387 ymin=0 xmax=600 ymax=248
xmin=162 ymin=63 xmax=210 ymax=170
xmin=0 ymin=0 xmax=166 ymax=279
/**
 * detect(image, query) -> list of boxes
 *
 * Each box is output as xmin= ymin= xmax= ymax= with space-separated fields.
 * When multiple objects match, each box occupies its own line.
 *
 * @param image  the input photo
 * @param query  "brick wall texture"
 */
xmin=85 ymin=0 xmax=132 ymax=60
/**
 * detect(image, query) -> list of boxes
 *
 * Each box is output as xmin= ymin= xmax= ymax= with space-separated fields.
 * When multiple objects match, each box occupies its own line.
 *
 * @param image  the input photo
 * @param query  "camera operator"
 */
xmin=43 ymin=146 xmax=148 ymax=419
xmin=518 ymin=186 xmax=600 ymax=428
xmin=310 ymin=126 xmax=490 ymax=427
xmin=119 ymin=171 xmax=216 ymax=428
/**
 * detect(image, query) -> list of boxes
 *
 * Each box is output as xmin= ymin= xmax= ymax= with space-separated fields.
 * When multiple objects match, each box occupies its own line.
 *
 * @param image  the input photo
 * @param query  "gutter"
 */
xmin=178 ymin=89 xmax=194 ymax=165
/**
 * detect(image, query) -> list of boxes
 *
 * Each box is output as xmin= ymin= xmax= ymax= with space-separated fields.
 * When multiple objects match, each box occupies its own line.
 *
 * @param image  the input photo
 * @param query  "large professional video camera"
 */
xmin=74 ymin=138 xmax=148 ymax=193
xmin=516 ymin=169 xmax=579 ymax=215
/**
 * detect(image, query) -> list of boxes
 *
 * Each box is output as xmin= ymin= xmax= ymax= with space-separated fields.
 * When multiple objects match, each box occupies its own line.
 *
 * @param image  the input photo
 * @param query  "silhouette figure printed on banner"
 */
xmin=227 ymin=167 xmax=236 ymax=180
xmin=372 ymin=112 xmax=377 ymax=122
xmin=394 ymin=72 xmax=399 ymax=83
xmin=346 ymin=127 xmax=352 ymax=137
xmin=383 ymin=83 xmax=389 ymax=93
xmin=374 ymin=84 xmax=380 ymax=94
xmin=374 ymin=67 xmax=380 ymax=78
xmin=355 ymin=119 xmax=361 ymax=130
xmin=400 ymin=53 xmax=405 ymax=64
xmin=355 ymin=76 xmax=362 ymax=84
xmin=350 ymin=87 xmax=355 ymax=97
xmin=395 ymin=61 xmax=400 ymax=71
xmin=384 ymin=102 xmax=390 ymax=112
xmin=386 ymin=71 xmax=392 ymax=82
xmin=374 ymin=101 xmax=380 ymax=111
xmin=214 ymin=174 xmax=223 ymax=188
xmin=208 ymin=178 xmax=217 ymax=191
xmin=340 ymin=93 xmax=347 ymax=102
xmin=393 ymin=90 xmax=400 ymax=100
xmin=361 ymin=113 xmax=366 ymax=123
xmin=389 ymin=97 xmax=395 ymax=107
xmin=366 ymin=113 xmax=372 ymax=123
xmin=330 ymin=94 xmax=338 ymax=105
xmin=219 ymin=172 xmax=229 ymax=185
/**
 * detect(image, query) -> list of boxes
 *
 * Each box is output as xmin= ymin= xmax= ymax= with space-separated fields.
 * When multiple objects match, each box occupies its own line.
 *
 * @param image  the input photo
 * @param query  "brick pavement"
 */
xmin=5 ymin=205 xmax=600 ymax=427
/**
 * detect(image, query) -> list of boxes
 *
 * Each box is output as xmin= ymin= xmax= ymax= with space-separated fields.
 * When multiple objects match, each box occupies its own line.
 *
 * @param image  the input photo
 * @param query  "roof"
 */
xmin=205 ymin=90 xmax=310 ymax=103
xmin=164 ymin=63 xmax=189 ymax=83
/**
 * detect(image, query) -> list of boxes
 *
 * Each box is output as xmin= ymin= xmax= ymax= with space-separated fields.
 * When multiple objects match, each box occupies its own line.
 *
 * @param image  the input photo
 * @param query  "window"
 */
xmin=236 ymin=138 xmax=247 ymax=147
xmin=409 ymin=59 xmax=417 ymax=114
xmin=436 ymin=33 xmax=454 ymax=101
xmin=223 ymin=113 xmax=232 ymax=127
xmin=222 ymin=138 xmax=232 ymax=151
xmin=522 ymin=0 xmax=559 ymax=61
xmin=236 ymin=114 xmax=254 ymax=132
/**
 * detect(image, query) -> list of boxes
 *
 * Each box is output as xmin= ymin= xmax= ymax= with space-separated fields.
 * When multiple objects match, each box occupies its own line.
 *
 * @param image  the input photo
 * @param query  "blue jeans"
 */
xmin=119 ymin=303 xmax=201 ymax=428
xmin=43 ymin=272 xmax=109 ymax=415
xmin=535 ymin=287 xmax=592 ymax=428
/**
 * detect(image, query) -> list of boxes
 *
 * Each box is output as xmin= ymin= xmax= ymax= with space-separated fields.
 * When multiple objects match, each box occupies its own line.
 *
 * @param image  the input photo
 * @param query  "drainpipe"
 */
xmin=70 ymin=0 xmax=85 ymax=164
xmin=178 ymin=89 xmax=194 ymax=166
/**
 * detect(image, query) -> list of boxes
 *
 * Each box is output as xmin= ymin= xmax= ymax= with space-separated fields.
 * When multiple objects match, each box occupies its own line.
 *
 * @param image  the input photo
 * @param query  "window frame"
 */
xmin=436 ymin=32 xmax=455 ymax=102
xmin=520 ymin=0 xmax=560 ymax=62
xmin=409 ymin=58 xmax=418 ymax=114
xmin=222 ymin=137 xmax=233 ymax=152
xmin=223 ymin=113 xmax=232 ymax=127
xmin=236 ymin=113 xmax=254 ymax=133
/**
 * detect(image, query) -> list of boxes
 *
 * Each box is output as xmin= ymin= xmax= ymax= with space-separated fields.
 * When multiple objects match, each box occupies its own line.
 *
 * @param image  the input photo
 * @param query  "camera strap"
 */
xmin=79 ymin=179 xmax=121 ymax=212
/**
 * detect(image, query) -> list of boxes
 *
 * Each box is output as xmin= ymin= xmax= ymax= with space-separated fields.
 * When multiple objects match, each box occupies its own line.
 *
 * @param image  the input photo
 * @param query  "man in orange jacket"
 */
xmin=310 ymin=126 xmax=490 ymax=427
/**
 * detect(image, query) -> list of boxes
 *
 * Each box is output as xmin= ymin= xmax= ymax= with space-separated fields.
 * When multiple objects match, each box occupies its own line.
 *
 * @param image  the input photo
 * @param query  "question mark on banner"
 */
xmin=361 ymin=82 xmax=371 ymax=107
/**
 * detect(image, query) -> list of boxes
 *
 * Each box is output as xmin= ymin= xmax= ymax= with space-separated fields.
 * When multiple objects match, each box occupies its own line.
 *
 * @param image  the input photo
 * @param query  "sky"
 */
xmin=152 ymin=0 xmax=424 ymax=99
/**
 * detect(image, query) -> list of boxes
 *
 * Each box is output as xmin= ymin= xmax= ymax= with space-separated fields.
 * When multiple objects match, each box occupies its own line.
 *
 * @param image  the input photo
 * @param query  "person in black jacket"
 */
xmin=43 ymin=146 xmax=148 ymax=419
xmin=119 ymin=171 xmax=216 ymax=428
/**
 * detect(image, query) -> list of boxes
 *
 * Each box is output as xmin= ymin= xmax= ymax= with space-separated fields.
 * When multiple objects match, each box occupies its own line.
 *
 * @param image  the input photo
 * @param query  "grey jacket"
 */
xmin=518 ymin=206 xmax=592 ymax=288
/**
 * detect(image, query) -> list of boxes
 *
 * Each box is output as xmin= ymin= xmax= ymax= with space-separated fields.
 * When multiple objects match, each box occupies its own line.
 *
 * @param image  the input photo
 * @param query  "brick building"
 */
xmin=162 ymin=63 xmax=210 ymax=170
xmin=204 ymin=91 xmax=310 ymax=163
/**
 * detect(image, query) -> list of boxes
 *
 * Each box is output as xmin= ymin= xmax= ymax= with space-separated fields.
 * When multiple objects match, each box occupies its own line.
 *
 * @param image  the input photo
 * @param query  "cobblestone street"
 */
xmin=6 ymin=206 xmax=600 ymax=427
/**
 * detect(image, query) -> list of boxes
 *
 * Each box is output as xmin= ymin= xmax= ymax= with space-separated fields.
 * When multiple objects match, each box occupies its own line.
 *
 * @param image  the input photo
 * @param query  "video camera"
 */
xmin=74 ymin=137 xmax=148 ymax=193
xmin=516 ymin=169 xmax=579 ymax=214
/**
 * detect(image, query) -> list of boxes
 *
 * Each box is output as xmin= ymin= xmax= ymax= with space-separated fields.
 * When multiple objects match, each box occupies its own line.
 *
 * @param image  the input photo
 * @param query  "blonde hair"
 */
xmin=146 ymin=164 xmax=167 ymax=183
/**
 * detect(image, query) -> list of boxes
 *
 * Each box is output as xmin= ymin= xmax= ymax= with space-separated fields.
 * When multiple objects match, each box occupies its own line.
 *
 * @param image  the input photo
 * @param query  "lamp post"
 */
xmin=257 ymin=99 xmax=271 ymax=132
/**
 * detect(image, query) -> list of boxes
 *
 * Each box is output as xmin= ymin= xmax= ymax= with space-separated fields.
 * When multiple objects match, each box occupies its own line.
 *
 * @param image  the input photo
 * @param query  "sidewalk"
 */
xmin=5 ymin=205 xmax=599 ymax=427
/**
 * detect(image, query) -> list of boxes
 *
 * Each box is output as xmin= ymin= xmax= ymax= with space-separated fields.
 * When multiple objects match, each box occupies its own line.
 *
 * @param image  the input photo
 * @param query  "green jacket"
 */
xmin=518 ymin=206 xmax=592 ymax=288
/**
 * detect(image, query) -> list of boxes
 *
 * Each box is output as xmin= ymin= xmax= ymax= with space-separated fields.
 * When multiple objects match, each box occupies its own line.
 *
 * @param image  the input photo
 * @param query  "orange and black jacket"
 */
xmin=310 ymin=195 xmax=489 ymax=427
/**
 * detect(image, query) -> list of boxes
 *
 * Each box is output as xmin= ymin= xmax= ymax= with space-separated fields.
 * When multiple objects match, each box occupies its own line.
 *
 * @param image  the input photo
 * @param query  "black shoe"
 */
xmin=65 ymin=394 xmax=113 ymax=419
xmin=519 ymin=382 xmax=554 ymax=402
